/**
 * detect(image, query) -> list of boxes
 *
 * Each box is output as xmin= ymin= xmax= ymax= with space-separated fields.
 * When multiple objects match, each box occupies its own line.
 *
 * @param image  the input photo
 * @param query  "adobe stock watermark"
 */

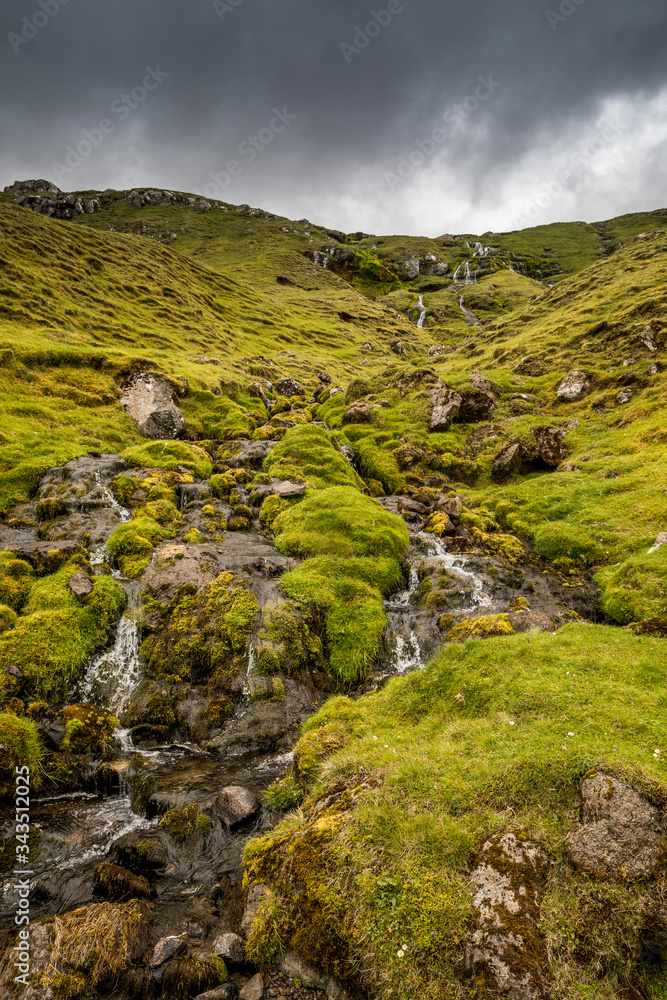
xmin=203 ymin=107 xmax=297 ymax=199
xmin=546 ymin=0 xmax=587 ymax=31
xmin=213 ymin=0 xmax=246 ymax=20
xmin=384 ymin=75 xmax=501 ymax=189
xmin=510 ymin=118 xmax=626 ymax=227
xmin=13 ymin=765 xmax=32 ymax=988
xmin=50 ymin=66 xmax=169 ymax=186
xmin=8 ymin=0 xmax=71 ymax=54
xmin=340 ymin=0 xmax=415 ymax=63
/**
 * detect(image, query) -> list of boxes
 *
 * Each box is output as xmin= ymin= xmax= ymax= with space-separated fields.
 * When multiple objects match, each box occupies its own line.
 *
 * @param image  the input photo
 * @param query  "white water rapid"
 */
xmin=414 ymin=294 xmax=427 ymax=328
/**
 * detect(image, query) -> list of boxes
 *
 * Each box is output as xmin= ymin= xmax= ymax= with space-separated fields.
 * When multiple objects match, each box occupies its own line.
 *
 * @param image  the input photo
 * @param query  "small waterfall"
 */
xmin=414 ymin=295 xmax=427 ymax=328
xmin=457 ymin=294 xmax=482 ymax=327
xmin=393 ymin=630 xmax=422 ymax=673
xmin=79 ymin=613 xmax=142 ymax=716
xmin=415 ymin=532 xmax=493 ymax=612
xmin=242 ymin=646 xmax=257 ymax=699
xmin=90 ymin=474 xmax=131 ymax=569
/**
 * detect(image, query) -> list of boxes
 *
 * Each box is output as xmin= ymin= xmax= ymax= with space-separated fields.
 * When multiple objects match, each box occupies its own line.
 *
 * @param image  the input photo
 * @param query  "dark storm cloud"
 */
xmin=1 ymin=0 xmax=666 ymax=233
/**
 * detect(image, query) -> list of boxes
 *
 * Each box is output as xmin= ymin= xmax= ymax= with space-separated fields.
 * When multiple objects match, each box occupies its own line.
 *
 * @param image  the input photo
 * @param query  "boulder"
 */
xmin=68 ymin=571 xmax=93 ymax=597
xmin=565 ymin=771 xmax=667 ymax=879
xmin=247 ymin=381 xmax=270 ymax=400
xmin=274 ymin=377 xmax=305 ymax=397
xmin=471 ymin=373 xmax=493 ymax=393
xmin=426 ymin=261 xmax=449 ymax=276
xmin=508 ymin=611 xmax=556 ymax=634
xmin=429 ymin=388 xmax=462 ymax=432
xmin=556 ymin=370 xmax=592 ymax=402
xmin=492 ymin=442 xmax=522 ymax=481
xmin=532 ymin=426 xmax=568 ymax=466
xmin=342 ymin=402 xmax=373 ymax=425
xmin=462 ymin=828 xmax=550 ymax=1000
xmin=120 ymin=373 xmax=185 ymax=439
xmin=239 ymin=974 xmax=264 ymax=1000
xmin=179 ymin=483 xmax=213 ymax=509
xmin=616 ymin=388 xmax=633 ymax=404
xmin=210 ymin=786 xmax=260 ymax=828
xmin=458 ymin=389 xmax=496 ymax=422
xmin=390 ymin=341 xmax=406 ymax=355
xmin=219 ymin=440 xmax=277 ymax=470
xmin=150 ymin=936 xmax=187 ymax=982
xmin=5 ymin=540 xmax=84 ymax=574
xmin=212 ymin=932 xmax=245 ymax=964
xmin=510 ymin=393 xmax=536 ymax=402
xmin=435 ymin=495 xmax=463 ymax=519
xmin=195 ymin=987 xmax=239 ymax=1000
xmin=315 ymin=370 xmax=332 ymax=384
xmin=427 ymin=344 xmax=451 ymax=358
xmin=403 ymin=257 xmax=420 ymax=279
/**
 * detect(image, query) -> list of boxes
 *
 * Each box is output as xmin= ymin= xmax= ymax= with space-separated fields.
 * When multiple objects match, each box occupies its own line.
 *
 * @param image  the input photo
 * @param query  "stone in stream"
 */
xmin=120 ymin=372 xmax=185 ymax=439
xmin=240 ymin=884 xmax=268 ymax=936
xmin=93 ymin=862 xmax=154 ymax=900
xmin=278 ymin=952 xmax=355 ymax=1000
xmin=565 ymin=772 xmax=667 ymax=879
xmin=210 ymin=786 xmax=260 ymax=828
xmin=195 ymin=987 xmax=239 ymax=1000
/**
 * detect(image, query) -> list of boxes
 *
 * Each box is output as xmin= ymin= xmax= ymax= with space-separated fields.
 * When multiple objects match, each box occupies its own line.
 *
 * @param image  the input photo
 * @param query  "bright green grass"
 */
xmin=245 ymin=624 xmax=667 ymax=1000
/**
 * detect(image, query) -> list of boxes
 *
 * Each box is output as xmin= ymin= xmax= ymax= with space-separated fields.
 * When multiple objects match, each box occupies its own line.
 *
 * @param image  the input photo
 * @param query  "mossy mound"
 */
xmin=112 ymin=834 xmax=167 ymax=873
xmin=255 ymin=599 xmax=322 ymax=676
xmin=158 ymin=802 xmax=211 ymax=843
xmin=598 ymin=548 xmax=667 ymax=623
xmin=446 ymin=613 xmax=516 ymax=642
xmin=59 ymin=704 xmax=119 ymax=755
xmin=107 ymin=513 xmax=172 ymax=578
xmin=0 ymin=712 xmax=44 ymax=796
xmin=0 ymin=560 xmax=125 ymax=702
xmin=144 ymin=573 xmax=258 ymax=683
xmin=93 ymin=862 xmax=153 ymax=901
xmin=263 ymin=424 xmax=360 ymax=489
xmin=0 ymin=553 xmax=35 ymax=612
xmin=244 ymin=624 xmax=667 ymax=1000
xmin=122 ymin=440 xmax=212 ymax=479
xmin=627 ymin=616 xmax=667 ymax=637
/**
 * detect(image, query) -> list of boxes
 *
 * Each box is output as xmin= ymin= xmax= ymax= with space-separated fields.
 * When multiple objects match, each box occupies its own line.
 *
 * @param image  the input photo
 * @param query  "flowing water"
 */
xmin=414 ymin=294 xmax=427 ymax=328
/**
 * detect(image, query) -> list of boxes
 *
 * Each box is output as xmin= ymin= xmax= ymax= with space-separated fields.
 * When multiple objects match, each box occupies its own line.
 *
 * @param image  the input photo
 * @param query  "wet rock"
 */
xmin=275 ymin=377 xmax=305 ymax=397
xmin=3 ymin=540 xmax=84 ymax=575
xmin=278 ymin=952 xmax=355 ymax=1000
xmin=565 ymin=771 xmax=667 ymax=879
xmin=130 ymin=723 xmax=171 ymax=747
xmin=462 ymin=828 xmax=550 ymax=1000
xmin=68 ymin=571 xmax=93 ymax=597
xmin=508 ymin=611 xmax=557 ymax=634
xmin=212 ymin=932 xmax=245 ymax=964
xmin=120 ymin=373 xmax=185 ymax=439
xmin=458 ymin=389 xmax=496 ymax=422
xmin=429 ymin=387 xmax=462 ymax=432
xmin=436 ymin=495 xmax=463 ymax=518
xmin=150 ymin=935 xmax=187 ymax=981
xmin=532 ymin=426 xmax=568 ymax=466
xmin=342 ymin=401 xmax=372 ymax=425
xmin=239 ymin=973 xmax=265 ymax=1000
xmin=240 ymin=884 xmax=268 ymax=936
xmin=210 ymin=786 xmax=260 ymax=828
xmin=111 ymin=831 xmax=168 ymax=872
xmin=492 ymin=442 xmax=522 ymax=481
xmin=556 ymin=370 xmax=592 ymax=402
xmin=218 ymin=439 xmax=278 ymax=470
xmin=179 ymin=483 xmax=213 ymax=508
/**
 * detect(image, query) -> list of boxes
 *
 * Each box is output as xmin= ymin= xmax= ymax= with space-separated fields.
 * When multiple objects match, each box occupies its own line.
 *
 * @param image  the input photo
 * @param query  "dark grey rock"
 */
xmin=211 ymin=932 xmax=245 ymax=964
xmin=210 ymin=786 xmax=260 ymax=828
xmin=68 ymin=571 xmax=93 ymax=597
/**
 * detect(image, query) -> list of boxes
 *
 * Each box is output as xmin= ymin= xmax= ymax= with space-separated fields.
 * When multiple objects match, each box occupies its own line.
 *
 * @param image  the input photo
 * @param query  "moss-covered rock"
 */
xmin=145 ymin=573 xmax=257 ymax=684
xmin=0 ymin=604 xmax=18 ymax=633
xmin=264 ymin=424 xmax=360 ymax=489
xmin=59 ymin=704 xmax=119 ymax=755
xmin=160 ymin=955 xmax=225 ymax=1000
xmin=158 ymin=802 xmax=211 ymax=843
xmin=93 ymin=862 xmax=153 ymax=901
xmin=0 ymin=553 xmax=35 ymax=612
xmin=107 ymin=513 xmax=172 ymax=578
xmin=446 ymin=613 xmax=515 ymax=642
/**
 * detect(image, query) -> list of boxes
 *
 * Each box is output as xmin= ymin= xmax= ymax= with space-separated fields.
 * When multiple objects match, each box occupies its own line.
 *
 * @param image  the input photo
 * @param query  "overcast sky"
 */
xmin=1 ymin=0 xmax=666 ymax=235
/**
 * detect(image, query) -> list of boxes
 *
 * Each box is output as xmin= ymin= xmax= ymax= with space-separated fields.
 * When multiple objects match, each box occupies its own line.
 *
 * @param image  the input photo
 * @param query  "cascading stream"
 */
xmin=414 ymin=294 xmax=427 ymax=328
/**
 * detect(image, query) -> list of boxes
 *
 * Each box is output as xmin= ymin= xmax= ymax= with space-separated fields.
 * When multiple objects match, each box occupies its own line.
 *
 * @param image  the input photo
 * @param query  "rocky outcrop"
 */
xmin=429 ymin=387 xmax=462 ymax=431
xmin=531 ymin=426 xmax=568 ymax=465
xmin=274 ymin=377 xmax=305 ymax=397
xmin=565 ymin=771 xmax=667 ymax=879
xmin=342 ymin=401 xmax=373 ymax=425
xmin=492 ymin=442 xmax=523 ymax=480
xmin=556 ymin=370 xmax=592 ymax=402
xmin=458 ymin=389 xmax=496 ymax=422
xmin=120 ymin=373 xmax=185 ymax=439
xmin=492 ymin=426 xmax=569 ymax=480
xmin=462 ymin=828 xmax=550 ymax=1000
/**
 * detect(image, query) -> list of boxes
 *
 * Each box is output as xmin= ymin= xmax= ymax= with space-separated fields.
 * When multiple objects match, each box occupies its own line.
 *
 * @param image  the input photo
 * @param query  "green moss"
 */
xmin=243 ymin=624 xmax=667 ymax=1000
xmin=263 ymin=772 xmax=303 ymax=811
xmin=0 ymin=554 xmax=35 ymax=612
xmin=0 ymin=603 xmax=18 ymax=633
xmin=0 ymin=561 xmax=125 ymax=702
xmin=0 ymin=712 xmax=44 ymax=795
xmin=145 ymin=693 xmax=176 ymax=726
xmin=598 ymin=549 xmax=667 ymax=623
xmin=446 ymin=614 xmax=515 ymax=642
xmin=159 ymin=802 xmax=211 ymax=843
xmin=34 ymin=497 xmax=68 ymax=521
xmin=534 ymin=522 xmax=603 ymax=568
xmin=256 ymin=600 xmax=322 ymax=676
xmin=146 ymin=573 xmax=258 ymax=683
xmin=122 ymin=440 xmax=212 ymax=479
xmin=93 ymin=862 xmax=152 ymax=901
xmin=182 ymin=526 xmax=204 ymax=543
xmin=259 ymin=494 xmax=290 ymax=530
xmin=264 ymin=424 xmax=360 ymax=489
xmin=207 ymin=696 xmax=234 ymax=727
xmin=60 ymin=704 xmax=119 ymax=755
xmin=106 ymin=514 xmax=171 ymax=578
xmin=210 ymin=472 xmax=236 ymax=498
